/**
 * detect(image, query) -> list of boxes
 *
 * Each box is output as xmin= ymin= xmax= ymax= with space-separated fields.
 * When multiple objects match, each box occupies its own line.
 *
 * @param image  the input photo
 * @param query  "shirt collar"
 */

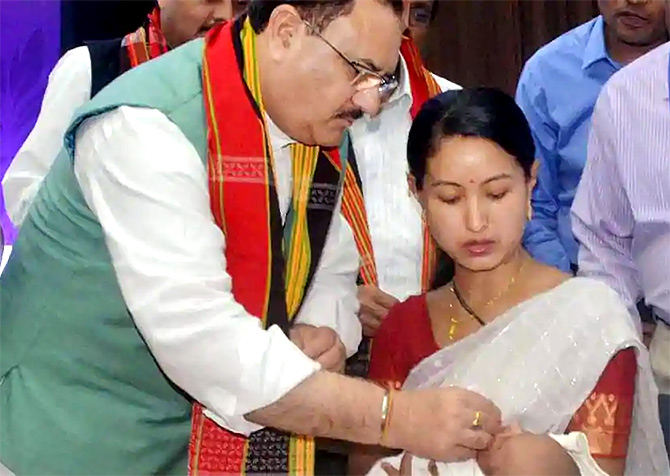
xmin=350 ymin=54 xmax=413 ymax=126
xmin=582 ymin=16 xmax=618 ymax=71
xmin=387 ymin=54 xmax=413 ymax=106
xmin=265 ymin=114 xmax=293 ymax=150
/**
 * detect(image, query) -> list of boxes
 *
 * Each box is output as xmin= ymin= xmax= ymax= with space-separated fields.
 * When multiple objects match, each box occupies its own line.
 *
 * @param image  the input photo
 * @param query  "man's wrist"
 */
xmin=380 ymin=389 xmax=411 ymax=450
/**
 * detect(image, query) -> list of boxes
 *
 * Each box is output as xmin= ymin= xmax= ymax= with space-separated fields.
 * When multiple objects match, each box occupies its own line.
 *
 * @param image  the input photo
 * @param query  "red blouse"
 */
xmin=368 ymin=294 xmax=637 ymax=459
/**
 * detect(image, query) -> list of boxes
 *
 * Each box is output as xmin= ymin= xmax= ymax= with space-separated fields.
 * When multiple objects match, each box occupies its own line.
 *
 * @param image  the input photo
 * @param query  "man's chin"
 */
xmin=617 ymin=30 xmax=661 ymax=47
xmin=314 ymin=127 xmax=347 ymax=149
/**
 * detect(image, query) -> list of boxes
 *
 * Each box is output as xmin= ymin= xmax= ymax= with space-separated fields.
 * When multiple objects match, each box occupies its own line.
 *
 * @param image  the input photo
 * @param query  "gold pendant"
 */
xmin=448 ymin=317 xmax=458 ymax=340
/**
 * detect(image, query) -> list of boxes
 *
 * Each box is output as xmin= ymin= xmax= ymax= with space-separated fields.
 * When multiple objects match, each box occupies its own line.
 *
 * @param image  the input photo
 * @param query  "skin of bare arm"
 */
xmin=247 ymin=371 xmax=503 ymax=462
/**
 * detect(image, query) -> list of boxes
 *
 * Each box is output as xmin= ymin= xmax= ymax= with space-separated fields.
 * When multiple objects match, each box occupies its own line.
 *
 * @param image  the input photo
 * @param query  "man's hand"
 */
xmin=357 ymin=285 xmax=399 ymax=337
xmin=290 ymin=324 xmax=346 ymax=373
xmin=387 ymin=386 xmax=503 ymax=462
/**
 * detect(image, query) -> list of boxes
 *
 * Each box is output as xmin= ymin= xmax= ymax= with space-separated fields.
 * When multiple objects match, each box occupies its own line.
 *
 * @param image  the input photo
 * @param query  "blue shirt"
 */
xmin=517 ymin=16 xmax=620 ymax=271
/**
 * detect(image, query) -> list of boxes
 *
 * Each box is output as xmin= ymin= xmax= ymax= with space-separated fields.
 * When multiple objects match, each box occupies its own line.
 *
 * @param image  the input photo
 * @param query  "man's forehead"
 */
xmin=327 ymin=4 xmax=402 ymax=73
xmin=344 ymin=36 xmax=401 ymax=75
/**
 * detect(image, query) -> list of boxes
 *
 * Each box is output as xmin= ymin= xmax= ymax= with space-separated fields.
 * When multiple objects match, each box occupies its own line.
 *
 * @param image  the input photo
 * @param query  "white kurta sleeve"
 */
xmin=430 ymin=73 xmax=461 ymax=92
xmin=3 ymin=46 xmax=93 ymax=227
xmin=74 ymin=106 xmax=321 ymax=436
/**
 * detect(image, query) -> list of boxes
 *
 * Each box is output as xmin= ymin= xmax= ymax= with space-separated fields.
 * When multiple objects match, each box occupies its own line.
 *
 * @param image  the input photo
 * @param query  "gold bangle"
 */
xmin=380 ymin=388 xmax=395 ymax=443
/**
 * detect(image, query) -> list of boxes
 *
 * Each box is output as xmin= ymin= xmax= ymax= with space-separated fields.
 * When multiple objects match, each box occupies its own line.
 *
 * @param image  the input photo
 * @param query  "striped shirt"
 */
xmin=572 ymin=41 xmax=670 ymax=327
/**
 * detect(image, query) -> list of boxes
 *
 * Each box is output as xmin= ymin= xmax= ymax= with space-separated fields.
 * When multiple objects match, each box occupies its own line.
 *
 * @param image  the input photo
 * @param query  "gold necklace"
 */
xmin=456 ymin=259 xmax=525 ymax=311
xmin=446 ymin=294 xmax=459 ymax=341
xmin=445 ymin=285 xmax=485 ymax=341
xmin=447 ymin=259 xmax=526 ymax=340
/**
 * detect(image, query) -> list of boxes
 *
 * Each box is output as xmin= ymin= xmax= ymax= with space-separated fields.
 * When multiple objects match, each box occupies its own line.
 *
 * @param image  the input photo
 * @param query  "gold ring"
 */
xmin=472 ymin=411 xmax=482 ymax=428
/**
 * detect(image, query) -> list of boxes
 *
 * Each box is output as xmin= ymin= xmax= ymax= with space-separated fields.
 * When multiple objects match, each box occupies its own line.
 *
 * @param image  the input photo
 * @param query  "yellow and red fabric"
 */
xmin=123 ymin=7 xmax=169 ymax=68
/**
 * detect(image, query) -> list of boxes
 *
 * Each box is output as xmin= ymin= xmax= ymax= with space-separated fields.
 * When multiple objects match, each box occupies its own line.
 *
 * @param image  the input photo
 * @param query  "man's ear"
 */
xmin=264 ymin=4 xmax=304 ymax=59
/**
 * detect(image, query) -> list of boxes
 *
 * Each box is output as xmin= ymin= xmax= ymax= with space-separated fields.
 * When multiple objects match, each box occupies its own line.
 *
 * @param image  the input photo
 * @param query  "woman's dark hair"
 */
xmin=408 ymin=88 xmax=536 ymax=290
xmin=248 ymin=0 xmax=404 ymax=33
xmin=407 ymin=87 xmax=536 ymax=191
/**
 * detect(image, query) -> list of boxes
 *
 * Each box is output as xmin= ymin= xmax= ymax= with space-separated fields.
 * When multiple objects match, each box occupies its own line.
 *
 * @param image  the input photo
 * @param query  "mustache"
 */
xmin=200 ymin=19 xmax=226 ymax=33
xmin=334 ymin=109 xmax=363 ymax=122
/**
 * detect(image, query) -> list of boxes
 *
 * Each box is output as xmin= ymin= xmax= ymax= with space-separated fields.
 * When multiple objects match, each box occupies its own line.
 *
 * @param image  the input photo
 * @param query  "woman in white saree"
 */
xmin=354 ymin=88 xmax=669 ymax=476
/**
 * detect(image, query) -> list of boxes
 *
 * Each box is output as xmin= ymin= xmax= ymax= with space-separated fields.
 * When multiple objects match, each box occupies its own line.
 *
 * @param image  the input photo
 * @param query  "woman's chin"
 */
xmin=455 ymin=255 xmax=503 ymax=273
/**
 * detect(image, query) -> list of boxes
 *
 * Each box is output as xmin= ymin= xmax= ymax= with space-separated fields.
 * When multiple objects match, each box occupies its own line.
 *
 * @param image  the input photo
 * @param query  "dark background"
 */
xmin=60 ymin=0 xmax=155 ymax=53
xmin=62 ymin=0 xmax=600 ymax=94
xmin=425 ymin=0 xmax=599 ymax=93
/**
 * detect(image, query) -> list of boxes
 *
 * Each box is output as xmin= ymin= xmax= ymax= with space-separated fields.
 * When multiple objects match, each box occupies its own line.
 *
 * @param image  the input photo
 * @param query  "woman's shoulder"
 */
xmin=525 ymin=261 xmax=624 ymax=306
xmin=524 ymin=260 xmax=571 ymax=290
xmin=534 ymin=277 xmax=638 ymax=335
xmin=550 ymin=276 xmax=626 ymax=304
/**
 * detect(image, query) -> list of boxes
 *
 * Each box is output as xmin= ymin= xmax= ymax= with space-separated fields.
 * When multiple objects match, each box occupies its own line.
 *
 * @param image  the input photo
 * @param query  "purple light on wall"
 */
xmin=0 ymin=0 xmax=61 ymax=243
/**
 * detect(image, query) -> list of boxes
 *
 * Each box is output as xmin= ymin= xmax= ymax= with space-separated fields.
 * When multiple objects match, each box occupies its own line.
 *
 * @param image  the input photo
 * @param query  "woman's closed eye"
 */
xmin=487 ymin=190 xmax=509 ymax=201
xmin=436 ymin=188 xmax=510 ymax=204
xmin=438 ymin=195 xmax=460 ymax=205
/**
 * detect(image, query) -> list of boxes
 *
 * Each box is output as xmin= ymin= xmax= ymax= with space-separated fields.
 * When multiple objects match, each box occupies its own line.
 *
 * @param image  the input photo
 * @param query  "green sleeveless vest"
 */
xmin=0 ymin=39 xmax=210 ymax=475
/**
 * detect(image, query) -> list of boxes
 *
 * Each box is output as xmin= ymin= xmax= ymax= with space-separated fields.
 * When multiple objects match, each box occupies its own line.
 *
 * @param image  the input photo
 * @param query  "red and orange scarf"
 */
xmin=188 ymin=17 xmax=352 ymax=475
xmin=122 ymin=7 xmax=169 ymax=67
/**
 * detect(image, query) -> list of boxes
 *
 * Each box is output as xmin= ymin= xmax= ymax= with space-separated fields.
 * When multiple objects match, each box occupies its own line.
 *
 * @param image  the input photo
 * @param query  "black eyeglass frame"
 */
xmin=303 ymin=21 xmax=400 ymax=103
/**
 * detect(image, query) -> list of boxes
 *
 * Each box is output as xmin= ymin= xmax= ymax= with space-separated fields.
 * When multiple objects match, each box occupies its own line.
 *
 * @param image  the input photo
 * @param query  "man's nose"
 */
xmin=351 ymin=89 xmax=383 ymax=118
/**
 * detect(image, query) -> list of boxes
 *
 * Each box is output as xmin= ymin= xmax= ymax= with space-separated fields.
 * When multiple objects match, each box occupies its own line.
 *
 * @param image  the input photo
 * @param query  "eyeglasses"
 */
xmin=303 ymin=21 xmax=399 ymax=104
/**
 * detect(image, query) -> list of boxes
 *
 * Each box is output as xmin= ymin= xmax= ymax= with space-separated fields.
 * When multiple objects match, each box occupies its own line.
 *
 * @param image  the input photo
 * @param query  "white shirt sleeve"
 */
xmin=3 ymin=46 xmax=93 ymax=227
xmin=430 ymin=72 xmax=461 ymax=91
xmin=73 ymin=106 xmax=321 ymax=436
